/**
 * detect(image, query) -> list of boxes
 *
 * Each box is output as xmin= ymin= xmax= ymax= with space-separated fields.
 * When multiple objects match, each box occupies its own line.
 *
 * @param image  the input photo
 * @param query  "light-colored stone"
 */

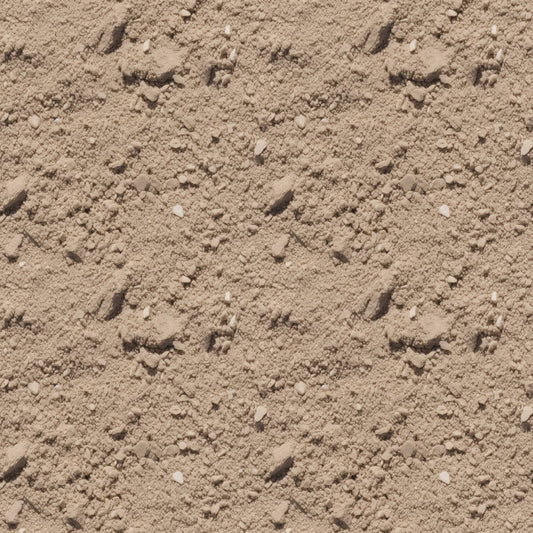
xmin=1 ymin=176 xmax=27 ymax=213
xmin=520 ymin=405 xmax=533 ymax=423
xmin=271 ymin=234 xmax=290 ymax=260
xmin=271 ymin=500 xmax=290 ymax=526
xmin=269 ymin=440 xmax=296 ymax=479
xmin=1 ymin=441 xmax=29 ymax=479
xmin=439 ymin=471 xmax=450 ymax=484
xmin=268 ymin=176 xmax=294 ymax=213
xmin=4 ymin=500 xmax=23 ymax=527
xmin=4 ymin=234 xmax=23 ymax=260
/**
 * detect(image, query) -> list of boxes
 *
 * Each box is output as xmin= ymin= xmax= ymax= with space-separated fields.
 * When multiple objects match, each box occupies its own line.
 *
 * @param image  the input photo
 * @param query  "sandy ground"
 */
xmin=1 ymin=0 xmax=532 ymax=532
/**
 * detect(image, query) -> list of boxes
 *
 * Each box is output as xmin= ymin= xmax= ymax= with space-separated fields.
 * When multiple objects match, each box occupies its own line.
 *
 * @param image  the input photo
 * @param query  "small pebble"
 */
xmin=409 ymin=39 xmax=417 ymax=52
xmin=172 ymin=471 xmax=184 ymax=484
xmin=254 ymin=405 xmax=267 ymax=423
xmin=409 ymin=306 xmax=417 ymax=319
xmin=172 ymin=204 xmax=184 ymax=218
xmin=294 ymin=381 xmax=307 ymax=395
xmin=520 ymin=405 xmax=533 ymax=423
xmin=490 ymin=291 xmax=498 ymax=303
xmin=28 ymin=115 xmax=40 ymax=129
xmin=142 ymin=306 xmax=151 ymax=319
xmin=294 ymin=115 xmax=307 ymax=129
xmin=520 ymin=139 xmax=533 ymax=156
xmin=142 ymin=39 xmax=151 ymax=53
xmin=439 ymin=471 xmax=450 ymax=484
xmin=439 ymin=205 xmax=450 ymax=218
xmin=254 ymin=139 xmax=267 ymax=156
xmin=27 ymin=381 xmax=40 ymax=396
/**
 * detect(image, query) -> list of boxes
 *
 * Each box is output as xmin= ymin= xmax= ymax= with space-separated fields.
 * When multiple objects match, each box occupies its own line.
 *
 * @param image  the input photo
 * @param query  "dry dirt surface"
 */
xmin=1 ymin=0 xmax=532 ymax=532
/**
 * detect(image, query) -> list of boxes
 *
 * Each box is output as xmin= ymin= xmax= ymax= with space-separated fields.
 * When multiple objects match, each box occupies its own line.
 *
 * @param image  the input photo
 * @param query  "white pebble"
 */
xmin=409 ymin=306 xmax=417 ymax=319
xmin=28 ymin=115 xmax=40 ymax=129
xmin=520 ymin=139 xmax=533 ymax=156
xmin=27 ymin=381 xmax=40 ymax=396
xmin=229 ymin=48 xmax=238 ymax=64
xmin=229 ymin=314 xmax=237 ymax=330
xmin=224 ymin=25 xmax=231 ymax=36
xmin=142 ymin=39 xmax=151 ymax=53
xmin=142 ymin=306 xmax=151 ymax=319
xmin=409 ymin=39 xmax=417 ymax=53
xmin=495 ymin=315 xmax=504 ymax=329
xmin=294 ymin=382 xmax=307 ymax=396
xmin=490 ymin=24 xmax=498 ymax=36
xmin=254 ymin=139 xmax=267 ymax=156
xmin=439 ymin=471 xmax=450 ymax=484
xmin=172 ymin=471 xmax=184 ymax=484
xmin=439 ymin=205 xmax=450 ymax=218
xmin=172 ymin=204 xmax=184 ymax=218
xmin=521 ymin=406 xmax=533 ymax=423
xmin=294 ymin=115 xmax=307 ymax=129
xmin=224 ymin=291 xmax=231 ymax=302
xmin=495 ymin=48 xmax=504 ymax=63
xmin=490 ymin=291 xmax=498 ymax=303
xmin=254 ymin=405 xmax=267 ymax=423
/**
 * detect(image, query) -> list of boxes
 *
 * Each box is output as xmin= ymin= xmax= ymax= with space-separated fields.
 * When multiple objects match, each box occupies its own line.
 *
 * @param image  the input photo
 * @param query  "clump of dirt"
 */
xmin=1 ymin=0 xmax=532 ymax=532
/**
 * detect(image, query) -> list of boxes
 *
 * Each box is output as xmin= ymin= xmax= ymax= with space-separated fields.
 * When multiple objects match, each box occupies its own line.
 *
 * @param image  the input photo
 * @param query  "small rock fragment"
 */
xmin=172 ymin=470 xmax=184 ymax=484
xmin=294 ymin=381 xmax=307 ymax=395
xmin=254 ymin=405 xmax=267 ymax=423
xmin=406 ymin=350 xmax=426 ymax=369
xmin=358 ymin=5 xmax=396 ymax=54
xmin=520 ymin=139 xmax=533 ymax=156
xmin=1 ymin=176 xmax=27 ymax=213
xmin=28 ymin=115 xmax=40 ymax=129
xmin=4 ymin=234 xmax=23 ymax=260
xmin=271 ymin=234 xmax=290 ymax=260
xmin=172 ymin=204 xmax=184 ymax=218
xmin=439 ymin=204 xmax=450 ymax=218
xmin=120 ymin=46 xmax=185 ymax=84
xmin=271 ymin=500 xmax=290 ymax=526
xmin=361 ymin=272 xmax=396 ymax=320
xmin=269 ymin=440 xmax=296 ymax=479
xmin=93 ymin=4 xmax=130 ymax=53
xmin=65 ymin=502 xmax=85 ymax=529
xmin=4 ymin=500 xmax=23 ymax=527
xmin=294 ymin=115 xmax=307 ymax=129
xmin=254 ymin=139 xmax=268 ymax=157
xmin=1 ymin=441 xmax=28 ymax=479
xmin=520 ymin=406 xmax=533 ymax=423
xmin=27 ymin=381 xmax=40 ymax=396
xmin=439 ymin=471 xmax=450 ymax=484
xmin=94 ymin=271 xmax=130 ymax=320
xmin=132 ymin=439 xmax=150 ymax=458
xmin=398 ymin=440 xmax=417 ymax=458
xmin=268 ymin=176 xmax=294 ymax=214
xmin=331 ymin=236 xmax=352 ymax=263
xmin=64 ymin=235 xmax=86 ymax=263
xmin=331 ymin=502 xmax=352 ymax=529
